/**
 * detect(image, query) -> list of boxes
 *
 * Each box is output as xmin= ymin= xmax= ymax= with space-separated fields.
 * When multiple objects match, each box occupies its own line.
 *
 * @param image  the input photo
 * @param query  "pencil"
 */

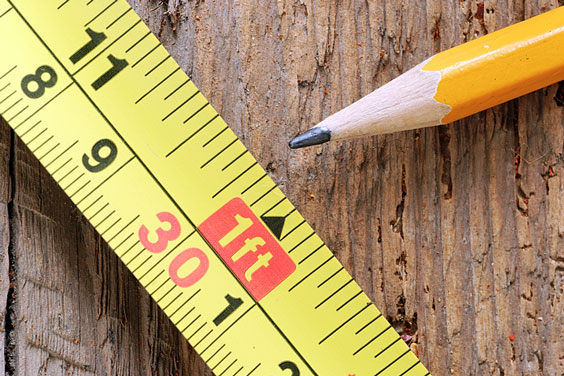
xmin=289 ymin=6 xmax=564 ymax=149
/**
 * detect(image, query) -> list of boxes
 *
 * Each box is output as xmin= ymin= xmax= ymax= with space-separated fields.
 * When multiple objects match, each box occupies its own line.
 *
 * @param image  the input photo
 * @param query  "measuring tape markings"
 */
xmin=0 ymin=3 xmax=297 ymax=375
xmin=0 ymin=0 xmax=430 ymax=375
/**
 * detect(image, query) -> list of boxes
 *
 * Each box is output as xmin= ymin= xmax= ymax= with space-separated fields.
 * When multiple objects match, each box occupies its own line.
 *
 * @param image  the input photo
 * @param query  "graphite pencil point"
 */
xmin=289 ymin=127 xmax=331 ymax=149
xmin=288 ymin=7 xmax=564 ymax=147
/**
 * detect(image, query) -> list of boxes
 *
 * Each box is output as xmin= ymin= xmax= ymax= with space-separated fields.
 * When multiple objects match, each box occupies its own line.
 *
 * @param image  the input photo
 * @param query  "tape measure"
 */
xmin=0 ymin=1 xmax=431 ymax=375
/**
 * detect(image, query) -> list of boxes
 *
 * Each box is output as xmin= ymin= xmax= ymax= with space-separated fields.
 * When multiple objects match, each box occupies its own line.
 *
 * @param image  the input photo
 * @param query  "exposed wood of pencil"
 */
xmin=289 ymin=6 xmax=564 ymax=148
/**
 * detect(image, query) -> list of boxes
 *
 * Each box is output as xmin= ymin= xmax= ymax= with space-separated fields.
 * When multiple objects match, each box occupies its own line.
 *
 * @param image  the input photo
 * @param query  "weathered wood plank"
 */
xmin=0 ymin=1 xmax=563 ymax=375
xmin=0 ymin=117 xmax=12 ymax=373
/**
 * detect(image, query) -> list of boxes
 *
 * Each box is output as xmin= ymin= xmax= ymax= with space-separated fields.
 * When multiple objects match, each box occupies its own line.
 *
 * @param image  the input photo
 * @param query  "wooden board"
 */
xmin=0 ymin=0 xmax=563 ymax=374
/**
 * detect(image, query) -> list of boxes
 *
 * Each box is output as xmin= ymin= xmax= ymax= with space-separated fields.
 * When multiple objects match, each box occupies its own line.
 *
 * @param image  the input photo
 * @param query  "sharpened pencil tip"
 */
xmin=289 ymin=127 xmax=331 ymax=149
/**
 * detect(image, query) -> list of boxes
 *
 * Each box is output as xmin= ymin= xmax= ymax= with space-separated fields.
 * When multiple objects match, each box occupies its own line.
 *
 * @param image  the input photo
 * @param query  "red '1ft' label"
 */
xmin=199 ymin=198 xmax=296 ymax=301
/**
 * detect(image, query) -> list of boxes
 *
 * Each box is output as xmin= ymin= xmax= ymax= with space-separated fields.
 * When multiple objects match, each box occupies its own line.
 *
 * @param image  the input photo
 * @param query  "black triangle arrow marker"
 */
xmin=261 ymin=216 xmax=286 ymax=240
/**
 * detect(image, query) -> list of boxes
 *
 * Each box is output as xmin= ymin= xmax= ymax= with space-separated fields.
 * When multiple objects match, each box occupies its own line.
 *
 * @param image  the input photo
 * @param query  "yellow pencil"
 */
xmin=289 ymin=6 xmax=564 ymax=149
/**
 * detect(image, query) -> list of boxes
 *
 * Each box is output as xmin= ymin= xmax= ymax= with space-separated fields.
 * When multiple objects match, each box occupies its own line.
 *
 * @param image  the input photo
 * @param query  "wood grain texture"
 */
xmin=0 ymin=118 xmax=12 ymax=373
xmin=1 ymin=0 xmax=563 ymax=375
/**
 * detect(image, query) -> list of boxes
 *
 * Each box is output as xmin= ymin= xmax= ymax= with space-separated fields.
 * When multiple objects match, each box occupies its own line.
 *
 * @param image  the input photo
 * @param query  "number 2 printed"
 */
xmin=280 ymin=361 xmax=300 ymax=375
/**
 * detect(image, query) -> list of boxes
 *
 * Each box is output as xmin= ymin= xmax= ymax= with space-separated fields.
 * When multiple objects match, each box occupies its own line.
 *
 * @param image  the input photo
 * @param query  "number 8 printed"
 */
xmin=21 ymin=65 xmax=57 ymax=99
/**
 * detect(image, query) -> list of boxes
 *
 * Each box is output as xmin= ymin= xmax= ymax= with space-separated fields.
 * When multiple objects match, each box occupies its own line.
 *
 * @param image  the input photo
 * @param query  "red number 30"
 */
xmin=138 ymin=212 xmax=209 ymax=288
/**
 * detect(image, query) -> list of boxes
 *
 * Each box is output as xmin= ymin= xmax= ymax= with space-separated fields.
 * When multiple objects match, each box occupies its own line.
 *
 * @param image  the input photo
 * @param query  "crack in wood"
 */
xmin=26 ymin=336 xmax=93 ymax=373
xmin=4 ymin=124 xmax=16 ymax=375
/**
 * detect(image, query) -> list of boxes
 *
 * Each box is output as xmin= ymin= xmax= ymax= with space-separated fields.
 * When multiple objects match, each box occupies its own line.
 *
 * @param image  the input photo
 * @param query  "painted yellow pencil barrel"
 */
xmin=424 ymin=6 xmax=564 ymax=124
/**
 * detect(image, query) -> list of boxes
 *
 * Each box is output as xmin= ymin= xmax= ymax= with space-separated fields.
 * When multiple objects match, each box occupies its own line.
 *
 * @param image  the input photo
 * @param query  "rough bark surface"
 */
xmin=1 ymin=0 xmax=563 ymax=375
